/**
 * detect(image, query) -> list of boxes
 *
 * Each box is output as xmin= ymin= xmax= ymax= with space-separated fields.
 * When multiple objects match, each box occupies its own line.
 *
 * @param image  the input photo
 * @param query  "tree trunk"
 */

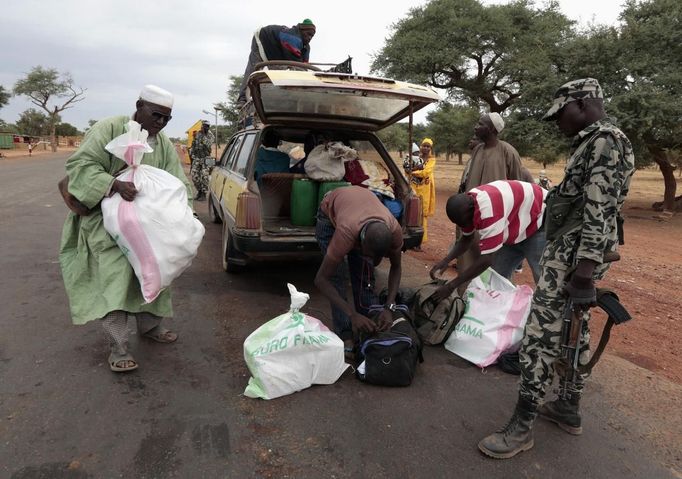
xmin=458 ymin=152 xmax=463 ymax=165
xmin=50 ymin=117 xmax=58 ymax=152
xmin=651 ymin=149 xmax=677 ymax=211
xmin=446 ymin=151 xmax=450 ymax=162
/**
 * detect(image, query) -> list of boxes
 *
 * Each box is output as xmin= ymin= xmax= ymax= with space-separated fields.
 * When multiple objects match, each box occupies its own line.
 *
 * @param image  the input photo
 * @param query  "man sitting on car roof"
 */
xmin=314 ymin=186 xmax=403 ymax=356
xmin=237 ymin=19 xmax=316 ymax=106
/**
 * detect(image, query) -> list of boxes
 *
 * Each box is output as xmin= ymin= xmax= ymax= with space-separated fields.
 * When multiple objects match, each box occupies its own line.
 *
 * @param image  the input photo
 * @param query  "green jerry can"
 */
xmin=291 ymin=178 xmax=319 ymax=226
xmin=317 ymin=181 xmax=351 ymax=206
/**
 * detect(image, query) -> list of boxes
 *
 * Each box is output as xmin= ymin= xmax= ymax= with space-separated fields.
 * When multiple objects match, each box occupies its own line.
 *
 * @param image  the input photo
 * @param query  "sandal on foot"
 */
xmin=108 ymin=352 xmax=138 ymax=372
xmin=142 ymin=327 xmax=178 ymax=344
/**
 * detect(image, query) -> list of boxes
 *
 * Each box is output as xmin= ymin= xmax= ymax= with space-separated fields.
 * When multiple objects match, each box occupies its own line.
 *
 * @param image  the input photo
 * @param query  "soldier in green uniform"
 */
xmin=190 ymin=120 xmax=214 ymax=201
xmin=478 ymin=78 xmax=635 ymax=459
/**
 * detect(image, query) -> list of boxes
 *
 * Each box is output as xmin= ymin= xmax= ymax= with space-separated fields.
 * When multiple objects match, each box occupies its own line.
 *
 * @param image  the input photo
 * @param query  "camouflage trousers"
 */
xmin=518 ymin=264 xmax=592 ymax=403
xmin=190 ymin=158 xmax=211 ymax=194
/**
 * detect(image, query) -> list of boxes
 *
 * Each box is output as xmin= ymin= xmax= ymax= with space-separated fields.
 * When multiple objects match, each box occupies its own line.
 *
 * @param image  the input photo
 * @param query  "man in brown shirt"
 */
xmin=455 ymin=113 xmax=525 ymax=287
xmin=459 ymin=113 xmax=524 ymax=193
xmin=315 ymin=186 xmax=403 ymax=350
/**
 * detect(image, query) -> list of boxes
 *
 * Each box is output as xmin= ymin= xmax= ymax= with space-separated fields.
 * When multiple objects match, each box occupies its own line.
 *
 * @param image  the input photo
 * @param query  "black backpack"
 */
xmin=356 ymin=307 xmax=424 ymax=387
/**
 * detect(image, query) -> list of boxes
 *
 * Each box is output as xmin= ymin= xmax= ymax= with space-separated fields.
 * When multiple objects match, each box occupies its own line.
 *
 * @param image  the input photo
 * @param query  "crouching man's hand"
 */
xmin=350 ymin=312 xmax=377 ymax=334
xmin=377 ymin=309 xmax=393 ymax=332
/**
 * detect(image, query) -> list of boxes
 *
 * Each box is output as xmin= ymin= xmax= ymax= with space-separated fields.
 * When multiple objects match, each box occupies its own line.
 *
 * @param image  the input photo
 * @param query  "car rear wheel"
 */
xmin=222 ymin=222 xmax=245 ymax=274
xmin=208 ymin=194 xmax=222 ymax=224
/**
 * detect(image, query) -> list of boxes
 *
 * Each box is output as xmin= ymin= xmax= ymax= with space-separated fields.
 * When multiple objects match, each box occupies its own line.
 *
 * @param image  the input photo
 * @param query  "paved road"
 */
xmin=0 ymin=153 xmax=677 ymax=478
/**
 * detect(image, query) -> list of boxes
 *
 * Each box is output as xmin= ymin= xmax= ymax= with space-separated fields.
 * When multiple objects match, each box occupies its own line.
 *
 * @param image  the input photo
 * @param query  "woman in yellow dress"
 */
xmin=409 ymin=138 xmax=436 ymax=249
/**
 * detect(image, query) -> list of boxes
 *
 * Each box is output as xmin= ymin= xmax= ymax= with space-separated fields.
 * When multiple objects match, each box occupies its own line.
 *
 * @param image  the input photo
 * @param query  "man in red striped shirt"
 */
xmin=430 ymin=180 xmax=547 ymax=301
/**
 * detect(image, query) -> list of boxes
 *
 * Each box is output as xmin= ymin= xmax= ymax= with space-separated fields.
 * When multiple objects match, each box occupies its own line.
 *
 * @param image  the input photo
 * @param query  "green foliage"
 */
xmin=615 ymin=0 xmax=682 ymax=164
xmin=372 ymin=0 xmax=574 ymax=112
xmin=55 ymin=122 xmax=82 ymax=136
xmin=16 ymin=108 xmax=51 ymax=136
xmin=376 ymin=123 xmax=410 ymax=155
xmin=0 ymin=85 xmax=10 ymax=110
xmin=214 ymin=75 xmax=242 ymax=139
xmin=0 ymin=119 xmax=18 ymax=133
xmin=412 ymin=123 xmax=429 ymax=146
xmin=84 ymin=119 xmax=98 ymax=133
xmin=215 ymin=125 xmax=234 ymax=145
xmin=425 ymin=103 xmax=480 ymax=160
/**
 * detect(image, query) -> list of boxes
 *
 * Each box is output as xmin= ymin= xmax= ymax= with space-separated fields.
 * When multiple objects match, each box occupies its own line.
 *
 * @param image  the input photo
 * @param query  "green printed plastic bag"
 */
xmin=243 ymin=283 xmax=348 ymax=399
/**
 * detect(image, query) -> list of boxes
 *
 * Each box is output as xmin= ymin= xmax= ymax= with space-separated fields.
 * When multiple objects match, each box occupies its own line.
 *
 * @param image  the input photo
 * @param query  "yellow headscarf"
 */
xmin=421 ymin=138 xmax=433 ymax=147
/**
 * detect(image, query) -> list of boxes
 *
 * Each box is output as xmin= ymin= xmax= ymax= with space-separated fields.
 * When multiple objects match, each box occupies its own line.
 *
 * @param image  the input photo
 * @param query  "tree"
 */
xmin=377 ymin=123 xmax=409 ymax=157
xmin=555 ymin=0 xmax=682 ymax=211
xmin=14 ymin=66 xmax=85 ymax=152
xmin=84 ymin=119 xmax=98 ymax=133
xmin=426 ymin=103 xmax=480 ymax=163
xmin=614 ymin=0 xmax=682 ymax=211
xmin=16 ymin=108 xmax=51 ymax=137
xmin=0 ymin=120 xmax=18 ymax=133
xmin=0 ymin=85 xmax=10 ymax=110
xmin=55 ymin=122 xmax=82 ymax=136
xmin=215 ymin=75 xmax=242 ymax=140
xmin=372 ymin=0 xmax=574 ymax=113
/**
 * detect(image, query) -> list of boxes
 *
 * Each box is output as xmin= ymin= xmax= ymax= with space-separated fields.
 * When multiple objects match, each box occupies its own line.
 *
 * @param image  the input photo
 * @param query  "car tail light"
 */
xmin=405 ymin=195 xmax=423 ymax=227
xmin=236 ymin=192 xmax=261 ymax=229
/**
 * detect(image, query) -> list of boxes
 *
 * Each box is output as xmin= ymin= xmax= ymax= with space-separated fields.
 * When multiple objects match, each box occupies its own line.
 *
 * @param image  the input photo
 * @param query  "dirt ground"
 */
xmin=407 ymin=157 xmax=682 ymax=385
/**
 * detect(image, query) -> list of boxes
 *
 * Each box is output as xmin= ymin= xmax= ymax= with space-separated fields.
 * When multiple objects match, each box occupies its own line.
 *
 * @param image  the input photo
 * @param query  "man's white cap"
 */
xmin=488 ymin=112 xmax=504 ymax=133
xmin=139 ymin=84 xmax=174 ymax=109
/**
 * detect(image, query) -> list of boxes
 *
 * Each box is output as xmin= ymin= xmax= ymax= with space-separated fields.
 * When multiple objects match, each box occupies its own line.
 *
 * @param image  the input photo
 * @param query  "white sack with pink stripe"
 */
xmin=445 ymin=268 xmax=532 ymax=368
xmin=101 ymin=120 xmax=204 ymax=303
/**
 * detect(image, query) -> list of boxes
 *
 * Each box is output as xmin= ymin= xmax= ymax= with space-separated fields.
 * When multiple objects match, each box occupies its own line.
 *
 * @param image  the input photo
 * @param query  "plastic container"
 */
xmin=291 ymin=178 xmax=319 ymax=226
xmin=317 ymin=181 xmax=351 ymax=206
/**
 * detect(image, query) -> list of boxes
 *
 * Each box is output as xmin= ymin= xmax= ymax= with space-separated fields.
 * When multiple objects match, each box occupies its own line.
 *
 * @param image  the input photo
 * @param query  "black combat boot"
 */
xmin=478 ymin=396 xmax=538 ymax=459
xmin=539 ymin=392 xmax=582 ymax=435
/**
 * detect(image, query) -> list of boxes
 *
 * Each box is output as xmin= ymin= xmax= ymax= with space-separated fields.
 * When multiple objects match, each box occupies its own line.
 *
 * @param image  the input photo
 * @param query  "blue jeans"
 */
xmin=492 ymin=229 xmax=546 ymax=284
xmin=315 ymin=210 xmax=377 ymax=341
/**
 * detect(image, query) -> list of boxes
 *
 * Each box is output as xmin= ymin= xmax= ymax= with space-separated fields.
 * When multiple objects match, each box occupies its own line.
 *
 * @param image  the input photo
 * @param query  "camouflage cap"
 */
xmin=542 ymin=78 xmax=603 ymax=121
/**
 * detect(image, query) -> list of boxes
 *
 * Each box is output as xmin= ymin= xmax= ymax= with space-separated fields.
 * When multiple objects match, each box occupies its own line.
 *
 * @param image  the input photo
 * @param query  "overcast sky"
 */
xmin=1 ymin=0 xmax=623 ymax=138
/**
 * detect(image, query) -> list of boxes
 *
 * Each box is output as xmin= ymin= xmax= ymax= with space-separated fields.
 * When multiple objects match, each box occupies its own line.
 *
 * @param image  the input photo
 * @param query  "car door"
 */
xmin=222 ymin=132 xmax=257 ymax=223
xmin=210 ymin=135 xmax=242 ymax=222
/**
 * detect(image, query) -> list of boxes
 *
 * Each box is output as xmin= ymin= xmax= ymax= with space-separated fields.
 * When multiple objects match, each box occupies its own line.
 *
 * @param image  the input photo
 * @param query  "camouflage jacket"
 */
xmin=191 ymin=130 xmax=214 ymax=160
xmin=541 ymin=117 xmax=635 ymax=275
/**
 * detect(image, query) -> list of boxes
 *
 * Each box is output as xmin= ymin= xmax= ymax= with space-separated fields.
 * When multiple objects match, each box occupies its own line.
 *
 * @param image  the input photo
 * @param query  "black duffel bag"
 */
xmin=356 ymin=307 xmax=423 ymax=387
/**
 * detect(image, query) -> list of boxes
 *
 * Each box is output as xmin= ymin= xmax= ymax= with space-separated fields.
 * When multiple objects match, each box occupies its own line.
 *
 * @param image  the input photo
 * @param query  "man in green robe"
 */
xmin=59 ymin=85 xmax=193 ymax=372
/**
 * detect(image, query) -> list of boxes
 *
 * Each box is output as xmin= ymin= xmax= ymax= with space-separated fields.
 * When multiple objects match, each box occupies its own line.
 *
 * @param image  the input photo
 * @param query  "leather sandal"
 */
xmin=108 ymin=351 xmax=139 ymax=372
xmin=142 ymin=327 xmax=178 ymax=344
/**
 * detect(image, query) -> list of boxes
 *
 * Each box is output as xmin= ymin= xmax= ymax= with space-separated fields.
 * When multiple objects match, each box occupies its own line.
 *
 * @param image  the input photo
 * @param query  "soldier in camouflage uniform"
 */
xmin=479 ymin=78 xmax=635 ymax=459
xmin=190 ymin=121 xmax=215 ymax=201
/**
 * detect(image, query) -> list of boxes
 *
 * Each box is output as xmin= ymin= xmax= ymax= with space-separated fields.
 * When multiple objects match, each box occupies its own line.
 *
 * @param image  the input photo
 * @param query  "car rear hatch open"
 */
xmin=248 ymin=70 xmax=440 ymax=130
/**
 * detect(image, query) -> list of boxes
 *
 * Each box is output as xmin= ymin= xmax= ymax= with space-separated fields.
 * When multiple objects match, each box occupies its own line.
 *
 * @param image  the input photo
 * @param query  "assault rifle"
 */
xmin=555 ymin=251 xmax=633 ymax=400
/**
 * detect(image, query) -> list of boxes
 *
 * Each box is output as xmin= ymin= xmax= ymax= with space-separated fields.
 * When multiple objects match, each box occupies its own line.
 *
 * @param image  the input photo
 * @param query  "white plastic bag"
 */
xmin=243 ymin=284 xmax=349 ymax=400
xmin=304 ymin=142 xmax=355 ymax=181
xmin=101 ymin=120 xmax=205 ymax=303
xmin=444 ymin=268 xmax=533 ymax=368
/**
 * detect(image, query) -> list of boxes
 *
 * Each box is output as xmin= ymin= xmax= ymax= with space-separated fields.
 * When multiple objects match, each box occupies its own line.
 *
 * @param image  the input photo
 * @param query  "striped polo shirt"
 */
xmin=461 ymin=180 xmax=547 ymax=254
